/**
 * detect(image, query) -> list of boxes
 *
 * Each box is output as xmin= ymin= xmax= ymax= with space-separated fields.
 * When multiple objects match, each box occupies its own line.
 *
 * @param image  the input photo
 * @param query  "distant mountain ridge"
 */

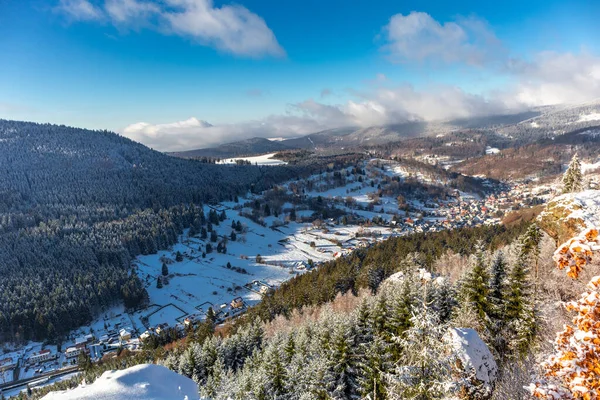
xmin=169 ymin=137 xmax=292 ymax=159
xmin=169 ymin=101 xmax=600 ymax=159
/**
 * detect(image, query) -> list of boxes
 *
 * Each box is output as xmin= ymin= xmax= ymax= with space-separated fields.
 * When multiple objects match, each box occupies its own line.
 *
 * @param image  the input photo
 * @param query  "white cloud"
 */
xmin=121 ymin=115 xmax=324 ymax=152
xmin=382 ymin=12 xmax=504 ymax=66
xmin=56 ymin=0 xmax=104 ymax=21
xmin=162 ymin=0 xmax=284 ymax=57
xmin=104 ymin=0 xmax=159 ymax=24
xmin=99 ymin=9 xmax=600 ymax=151
xmin=507 ymin=51 xmax=600 ymax=106
xmin=55 ymin=0 xmax=284 ymax=57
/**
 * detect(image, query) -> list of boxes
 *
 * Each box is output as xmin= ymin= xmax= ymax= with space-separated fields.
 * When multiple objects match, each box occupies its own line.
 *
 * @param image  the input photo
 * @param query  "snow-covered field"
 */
xmin=42 ymin=364 xmax=198 ymax=400
xmin=485 ymin=146 xmax=500 ymax=155
xmin=578 ymin=112 xmax=600 ymax=122
xmin=130 ymin=207 xmax=394 ymax=329
xmin=217 ymin=153 xmax=287 ymax=166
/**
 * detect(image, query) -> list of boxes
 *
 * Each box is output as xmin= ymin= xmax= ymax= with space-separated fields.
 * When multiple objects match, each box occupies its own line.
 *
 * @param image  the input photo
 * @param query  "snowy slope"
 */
xmin=217 ymin=153 xmax=287 ymax=165
xmin=538 ymin=190 xmax=600 ymax=242
xmin=41 ymin=364 xmax=199 ymax=400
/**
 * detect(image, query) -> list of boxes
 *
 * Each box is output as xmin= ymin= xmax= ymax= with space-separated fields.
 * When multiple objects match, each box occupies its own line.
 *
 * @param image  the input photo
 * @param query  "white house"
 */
xmin=27 ymin=349 xmax=55 ymax=364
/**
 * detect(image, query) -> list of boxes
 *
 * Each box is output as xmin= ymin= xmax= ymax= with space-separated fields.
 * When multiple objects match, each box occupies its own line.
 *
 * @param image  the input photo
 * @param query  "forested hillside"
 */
xmin=0 ymin=120 xmax=305 ymax=343
xmin=27 ymin=218 xmax=541 ymax=400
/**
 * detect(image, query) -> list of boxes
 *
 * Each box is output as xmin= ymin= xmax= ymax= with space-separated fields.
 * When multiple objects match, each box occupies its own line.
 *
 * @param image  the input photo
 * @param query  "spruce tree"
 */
xmin=521 ymin=223 xmax=542 ymax=296
xmin=505 ymin=246 xmax=538 ymax=357
xmin=460 ymin=242 xmax=492 ymax=328
xmin=175 ymin=251 xmax=183 ymax=262
xmin=162 ymin=262 xmax=169 ymax=276
xmin=156 ymin=277 xmax=163 ymax=289
xmin=323 ymin=325 xmax=360 ymax=399
xmin=358 ymin=336 xmax=391 ymax=400
xmin=263 ymin=346 xmax=288 ymax=398
xmin=386 ymin=295 xmax=458 ymax=399
xmin=488 ymin=251 xmax=507 ymax=321
xmin=431 ymin=277 xmax=457 ymax=324
xmin=387 ymin=277 xmax=414 ymax=342
xmin=488 ymin=251 xmax=508 ymax=355
xmin=562 ymin=153 xmax=583 ymax=193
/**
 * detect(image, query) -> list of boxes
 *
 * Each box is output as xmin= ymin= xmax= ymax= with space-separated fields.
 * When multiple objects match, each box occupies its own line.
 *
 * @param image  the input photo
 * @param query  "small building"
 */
xmin=230 ymin=297 xmax=244 ymax=309
xmin=259 ymin=284 xmax=274 ymax=295
xmin=28 ymin=349 xmax=55 ymax=364
xmin=65 ymin=347 xmax=83 ymax=359
xmin=0 ymin=357 xmax=16 ymax=371
xmin=139 ymin=331 xmax=153 ymax=341
xmin=119 ymin=329 xmax=132 ymax=341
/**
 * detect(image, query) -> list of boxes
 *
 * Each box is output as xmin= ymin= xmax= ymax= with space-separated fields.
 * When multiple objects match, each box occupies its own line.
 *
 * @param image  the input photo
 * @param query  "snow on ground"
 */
xmin=449 ymin=328 xmax=498 ymax=384
xmin=578 ymin=112 xmax=600 ymax=122
xmin=582 ymin=160 xmax=600 ymax=173
xmin=485 ymin=146 xmax=500 ymax=155
xmin=41 ymin=364 xmax=198 ymax=400
xmin=542 ymin=190 xmax=600 ymax=229
xmin=217 ymin=153 xmax=287 ymax=166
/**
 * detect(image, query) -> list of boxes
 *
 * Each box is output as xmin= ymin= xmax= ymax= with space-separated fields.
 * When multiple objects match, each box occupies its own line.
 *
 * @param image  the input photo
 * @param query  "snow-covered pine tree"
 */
xmin=262 ymin=345 xmax=288 ymax=398
xmin=386 ymin=286 xmax=458 ymax=400
xmin=562 ymin=153 xmax=583 ymax=194
xmin=521 ymin=224 xmax=543 ymax=296
xmin=460 ymin=242 xmax=492 ymax=329
xmin=487 ymin=251 xmax=509 ymax=356
xmin=200 ymin=355 xmax=225 ymax=399
xmin=358 ymin=336 xmax=392 ymax=400
xmin=323 ymin=324 xmax=361 ymax=400
xmin=371 ymin=294 xmax=389 ymax=339
xmin=431 ymin=276 xmax=457 ymax=324
xmin=504 ymin=245 xmax=538 ymax=357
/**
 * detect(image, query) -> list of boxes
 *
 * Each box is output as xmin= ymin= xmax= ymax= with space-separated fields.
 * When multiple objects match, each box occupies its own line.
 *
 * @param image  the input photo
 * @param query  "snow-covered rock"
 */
xmin=448 ymin=328 xmax=498 ymax=385
xmin=42 ymin=364 xmax=199 ymax=400
xmin=538 ymin=190 xmax=600 ymax=243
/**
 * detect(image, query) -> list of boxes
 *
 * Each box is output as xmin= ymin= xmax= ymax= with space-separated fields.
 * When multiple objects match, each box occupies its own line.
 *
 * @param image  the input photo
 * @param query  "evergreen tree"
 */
xmin=358 ymin=336 xmax=391 ymax=400
xmin=156 ymin=277 xmax=163 ymax=289
xmin=431 ymin=277 xmax=456 ymax=324
xmin=324 ymin=325 xmax=360 ymax=399
xmin=210 ymin=231 xmax=218 ymax=242
xmin=175 ymin=251 xmax=183 ymax=262
xmin=161 ymin=262 xmax=169 ymax=276
xmin=505 ymin=245 xmax=538 ymax=357
xmin=387 ymin=297 xmax=458 ymax=400
xmin=205 ymin=243 xmax=212 ymax=254
xmin=367 ymin=266 xmax=385 ymax=294
xmin=521 ymin=223 xmax=542 ymax=296
xmin=387 ymin=277 xmax=414 ymax=344
xmin=200 ymin=227 xmax=207 ymax=239
xmin=460 ymin=242 xmax=492 ymax=329
xmin=371 ymin=295 xmax=389 ymax=338
xmin=562 ymin=153 xmax=583 ymax=193
xmin=262 ymin=346 xmax=287 ymax=398
xmin=230 ymin=231 xmax=236 ymax=241
xmin=283 ymin=334 xmax=295 ymax=364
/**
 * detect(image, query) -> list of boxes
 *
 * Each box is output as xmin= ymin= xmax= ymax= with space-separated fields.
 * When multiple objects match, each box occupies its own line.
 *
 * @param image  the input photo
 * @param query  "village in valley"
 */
xmin=0 ymin=155 xmax=558 ymax=397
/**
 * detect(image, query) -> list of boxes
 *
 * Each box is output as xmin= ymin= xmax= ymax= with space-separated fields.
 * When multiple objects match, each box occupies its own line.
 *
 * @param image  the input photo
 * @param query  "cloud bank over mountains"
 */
xmin=55 ymin=4 xmax=600 ymax=151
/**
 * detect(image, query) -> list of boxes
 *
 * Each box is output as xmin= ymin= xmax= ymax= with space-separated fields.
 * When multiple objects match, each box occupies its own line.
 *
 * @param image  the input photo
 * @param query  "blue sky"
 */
xmin=1 ymin=0 xmax=599 ymax=150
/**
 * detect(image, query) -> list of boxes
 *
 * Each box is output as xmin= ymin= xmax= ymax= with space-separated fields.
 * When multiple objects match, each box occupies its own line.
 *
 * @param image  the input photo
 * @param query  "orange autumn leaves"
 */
xmin=531 ymin=227 xmax=600 ymax=399
xmin=554 ymin=228 xmax=600 ymax=279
